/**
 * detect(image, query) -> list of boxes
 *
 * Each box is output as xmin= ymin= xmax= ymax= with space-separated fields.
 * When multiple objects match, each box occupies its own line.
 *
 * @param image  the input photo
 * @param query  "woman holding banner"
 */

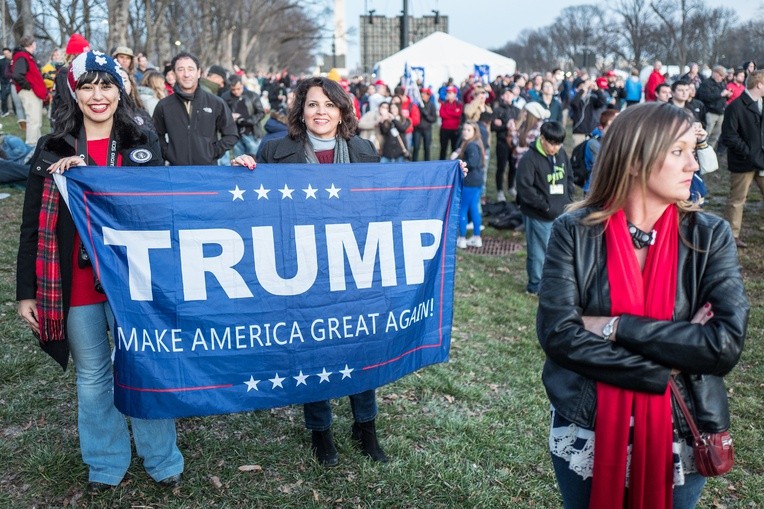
xmin=536 ymin=102 xmax=748 ymax=508
xmin=233 ymin=76 xmax=387 ymax=467
xmin=16 ymin=51 xmax=184 ymax=490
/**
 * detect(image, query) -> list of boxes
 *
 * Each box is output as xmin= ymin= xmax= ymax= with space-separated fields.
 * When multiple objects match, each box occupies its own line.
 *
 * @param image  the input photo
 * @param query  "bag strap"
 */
xmin=669 ymin=378 xmax=702 ymax=441
xmin=395 ymin=132 xmax=408 ymax=154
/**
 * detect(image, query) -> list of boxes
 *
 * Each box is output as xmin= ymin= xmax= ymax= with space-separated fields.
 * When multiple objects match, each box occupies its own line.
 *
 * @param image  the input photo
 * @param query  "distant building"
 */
xmin=360 ymin=14 xmax=449 ymax=74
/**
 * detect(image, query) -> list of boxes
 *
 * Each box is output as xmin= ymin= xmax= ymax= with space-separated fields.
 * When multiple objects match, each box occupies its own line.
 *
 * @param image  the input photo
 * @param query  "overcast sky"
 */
xmin=337 ymin=0 xmax=763 ymax=69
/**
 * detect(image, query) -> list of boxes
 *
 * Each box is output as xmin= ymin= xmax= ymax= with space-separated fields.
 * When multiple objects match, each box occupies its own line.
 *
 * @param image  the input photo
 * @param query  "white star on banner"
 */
xmin=279 ymin=184 xmax=294 ymax=199
xmin=325 ymin=184 xmax=341 ymax=198
xmin=95 ymin=55 xmax=107 ymax=66
xmin=269 ymin=373 xmax=285 ymax=389
xmin=244 ymin=376 xmax=260 ymax=392
xmin=294 ymin=371 xmax=309 ymax=386
xmin=303 ymin=184 xmax=318 ymax=199
xmin=340 ymin=365 xmax=354 ymax=379
xmin=229 ymin=185 xmax=245 ymax=201
xmin=317 ymin=368 xmax=333 ymax=383
xmin=254 ymin=184 xmax=270 ymax=200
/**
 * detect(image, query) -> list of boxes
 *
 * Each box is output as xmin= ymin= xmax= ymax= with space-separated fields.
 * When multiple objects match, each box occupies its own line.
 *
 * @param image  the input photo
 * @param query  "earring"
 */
xmin=301 ymin=118 xmax=305 ymax=123
xmin=338 ymin=119 xmax=342 ymax=125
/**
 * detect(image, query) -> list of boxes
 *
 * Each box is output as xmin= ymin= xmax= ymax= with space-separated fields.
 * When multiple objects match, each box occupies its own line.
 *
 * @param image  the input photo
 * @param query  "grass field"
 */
xmin=0 ymin=114 xmax=762 ymax=508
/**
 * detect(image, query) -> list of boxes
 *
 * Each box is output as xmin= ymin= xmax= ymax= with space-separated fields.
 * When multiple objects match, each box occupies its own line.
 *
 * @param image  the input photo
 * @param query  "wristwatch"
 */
xmin=602 ymin=316 xmax=620 ymax=341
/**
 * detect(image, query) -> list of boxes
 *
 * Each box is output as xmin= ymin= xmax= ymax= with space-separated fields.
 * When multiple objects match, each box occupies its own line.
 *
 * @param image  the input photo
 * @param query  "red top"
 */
xmin=726 ymin=82 xmax=745 ymax=104
xmin=439 ymin=100 xmax=463 ymax=130
xmin=644 ymin=70 xmax=665 ymax=102
xmin=315 ymin=149 xmax=334 ymax=164
xmin=70 ymin=138 xmax=122 ymax=306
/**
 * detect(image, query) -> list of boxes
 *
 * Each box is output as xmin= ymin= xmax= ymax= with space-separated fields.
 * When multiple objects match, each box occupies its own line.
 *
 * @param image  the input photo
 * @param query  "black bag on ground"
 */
xmin=488 ymin=202 xmax=523 ymax=230
xmin=483 ymin=201 xmax=511 ymax=217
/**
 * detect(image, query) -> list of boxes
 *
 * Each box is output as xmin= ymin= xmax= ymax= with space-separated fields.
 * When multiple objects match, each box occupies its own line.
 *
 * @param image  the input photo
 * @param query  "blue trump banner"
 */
xmin=54 ymin=161 xmax=460 ymax=419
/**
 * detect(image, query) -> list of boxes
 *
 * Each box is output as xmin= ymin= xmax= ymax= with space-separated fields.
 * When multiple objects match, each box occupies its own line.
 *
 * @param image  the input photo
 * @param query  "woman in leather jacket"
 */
xmin=537 ymin=102 xmax=748 ymax=509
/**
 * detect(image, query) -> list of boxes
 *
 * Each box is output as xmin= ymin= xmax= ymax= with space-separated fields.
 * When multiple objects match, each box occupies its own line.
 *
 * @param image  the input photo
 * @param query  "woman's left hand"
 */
xmin=458 ymin=159 xmax=468 ymax=177
xmin=47 ymin=156 xmax=86 ymax=174
xmin=582 ymin=316 xmax=617 ymax=339
xmin=231 ymin=155 xmax=257 ymax=170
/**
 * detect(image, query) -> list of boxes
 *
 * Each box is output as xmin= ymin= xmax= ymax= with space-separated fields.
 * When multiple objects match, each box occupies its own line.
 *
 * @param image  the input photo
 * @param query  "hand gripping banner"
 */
xmin=55 ymin=161 xmax=460 ymax=418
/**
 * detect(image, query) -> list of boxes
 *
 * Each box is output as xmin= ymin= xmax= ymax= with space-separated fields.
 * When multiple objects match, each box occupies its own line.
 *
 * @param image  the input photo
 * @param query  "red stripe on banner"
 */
xmin=362 ymin=183 xmax=456 ymax=371
xmin=350 ymin=185 xmax=453 ymax=192
xmin=115 ymin=374 xmax=233 ymax=393
xmin=85 ymin=191 xmax=219 ymax=196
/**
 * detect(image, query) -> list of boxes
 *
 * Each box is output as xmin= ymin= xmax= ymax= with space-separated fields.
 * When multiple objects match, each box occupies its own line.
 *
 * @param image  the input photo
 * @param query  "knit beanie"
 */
xmin=67 ymin=50 xmax=125 ymax=97
xmin=207 ymin=65 xmax=228 ymax=80
xmin=65 ymin=33 xmax=90 ymax=56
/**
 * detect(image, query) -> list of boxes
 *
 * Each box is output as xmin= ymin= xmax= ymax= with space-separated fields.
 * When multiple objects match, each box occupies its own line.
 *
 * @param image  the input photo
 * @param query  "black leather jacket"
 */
xmin=538 ymin=207 xmax=748 ymax=433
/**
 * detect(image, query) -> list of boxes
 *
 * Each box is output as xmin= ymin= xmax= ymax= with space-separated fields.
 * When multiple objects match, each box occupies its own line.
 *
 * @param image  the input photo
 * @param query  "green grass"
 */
xmin=0 ymin=116 xmax=762 ymax=508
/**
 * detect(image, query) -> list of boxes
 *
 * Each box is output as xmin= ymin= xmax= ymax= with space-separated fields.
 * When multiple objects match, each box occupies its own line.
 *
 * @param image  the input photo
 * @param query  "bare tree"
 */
xmin=613 ymin=0 xmax=658 ymax=68
xmin=553 ymin=5 xmax=608 ymax=70
xmin=650 ymin=0 xmax=703 ymax=68
xmin=107 ymin=0 xmax=130 ymax=50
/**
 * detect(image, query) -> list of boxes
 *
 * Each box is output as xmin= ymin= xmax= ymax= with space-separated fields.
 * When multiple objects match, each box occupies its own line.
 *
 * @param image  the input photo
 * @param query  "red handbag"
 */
xmin=669 ymin=379 xmax=734 ymax=477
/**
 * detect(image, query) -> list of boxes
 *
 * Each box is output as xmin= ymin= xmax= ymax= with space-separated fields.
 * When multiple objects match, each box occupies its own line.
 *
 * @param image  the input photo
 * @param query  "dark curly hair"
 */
xmin=287 ymin=76 xmax=358 ymax=142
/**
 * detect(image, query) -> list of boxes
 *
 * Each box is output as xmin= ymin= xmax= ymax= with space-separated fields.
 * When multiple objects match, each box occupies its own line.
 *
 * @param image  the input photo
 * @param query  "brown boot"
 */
xmin=18 ymin=119 xmax=26 ymax=132
xmin=351 ymin=420 xmax=389 ymax=462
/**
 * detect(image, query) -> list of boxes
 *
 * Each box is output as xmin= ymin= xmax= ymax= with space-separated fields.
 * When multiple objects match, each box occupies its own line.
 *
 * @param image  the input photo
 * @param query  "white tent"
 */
xmin=373 ymin=31 xmax=516 ymax=91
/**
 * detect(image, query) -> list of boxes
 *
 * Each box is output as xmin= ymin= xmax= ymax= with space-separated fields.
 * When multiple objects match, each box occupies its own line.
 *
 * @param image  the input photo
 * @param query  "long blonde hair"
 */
xmin=141 ymin=70 xmax=168 ymax=100
xmin=517 ymin=110 xmax=542 ymax=148
xmin=570 ymin=102 xmax=699 ymax=224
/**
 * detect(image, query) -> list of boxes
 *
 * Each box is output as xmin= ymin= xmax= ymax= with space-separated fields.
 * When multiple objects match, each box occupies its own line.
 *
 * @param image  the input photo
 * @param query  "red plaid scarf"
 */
xmin=35 ymin=178 xmax=65 ymax=343
xmin=590 ymin=205 xmax=677 ymax=509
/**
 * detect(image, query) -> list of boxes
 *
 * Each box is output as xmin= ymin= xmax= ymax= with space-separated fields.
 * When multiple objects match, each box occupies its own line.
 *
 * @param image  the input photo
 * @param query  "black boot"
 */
xmin=351 ymin=420 xmax=389 ymax=462
xmin=311 ymin=429 xmax=339 ymax=467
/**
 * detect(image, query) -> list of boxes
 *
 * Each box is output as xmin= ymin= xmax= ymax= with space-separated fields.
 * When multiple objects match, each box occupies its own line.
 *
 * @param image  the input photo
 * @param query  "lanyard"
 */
xmin=75 ymin=127 xmax=118 ymax=167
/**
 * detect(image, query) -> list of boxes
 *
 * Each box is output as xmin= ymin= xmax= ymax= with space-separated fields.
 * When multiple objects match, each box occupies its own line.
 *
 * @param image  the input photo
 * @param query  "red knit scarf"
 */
xmin=590 ymin=205 xmax=678 ymax=509
xmin=35 ymin=178 xmax=65 ymax=343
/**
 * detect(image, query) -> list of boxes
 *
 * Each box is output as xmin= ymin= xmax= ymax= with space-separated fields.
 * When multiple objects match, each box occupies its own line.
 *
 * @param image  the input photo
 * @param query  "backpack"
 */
xmin=569 ymin=138 xmax=589 ymax=187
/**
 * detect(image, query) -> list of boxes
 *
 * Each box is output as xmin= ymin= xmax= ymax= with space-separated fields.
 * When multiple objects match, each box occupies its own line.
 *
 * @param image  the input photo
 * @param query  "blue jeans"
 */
xmin=459 ymin=186 xmax=482 ymax=236
xmin=303 ymin=389 xmax=378 ymax=431
xmin=67 ymin=303 xmax=183 ymax=485
xmin=232 ymin=133 xmax=260 ymax=158
xmin=551 ymin=454 xmax=706 ymax=508
xmin=380 ymin=156 xmax=406 ymax=163
xmin=523 ymin=214 xmax=553 ymax=293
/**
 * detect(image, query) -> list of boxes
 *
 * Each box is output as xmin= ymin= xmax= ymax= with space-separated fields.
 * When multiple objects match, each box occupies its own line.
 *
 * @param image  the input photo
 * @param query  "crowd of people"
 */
xmin=5 ymin=32 xmax=757 ymax=508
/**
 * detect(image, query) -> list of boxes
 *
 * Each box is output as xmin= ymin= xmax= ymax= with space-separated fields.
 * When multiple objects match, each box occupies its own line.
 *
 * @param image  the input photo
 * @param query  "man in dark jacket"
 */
xmin=0 ymin=47 xmax=12 ymax=117
xmin=697 ymin=66 xmax=734 ymax=149
xmin=152 ymin=52 xmax=238 ymax=165
xmin=411 ymin=88 xmax=437 ymax=161
xmin=491 ymin=86 xmax=520 ymax=201
xmin=570 ymin=77 xmax=607 ymax=146
xmin=221 ymin=74 xmax=265 ymax=157
xmin=516 ymin=121 xmax=574 ymax=294
xmin=720 ymin=69 xmax=764 ymax=248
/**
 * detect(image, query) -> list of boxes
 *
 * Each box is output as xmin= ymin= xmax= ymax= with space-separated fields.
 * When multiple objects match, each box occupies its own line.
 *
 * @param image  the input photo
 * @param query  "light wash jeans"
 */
xmin=232 ymin=133 xmax=261 ymax=158
xmin=523 ymin=214 xmax=553 ymax=294
xmin=380 ymin=156 xmax=406 ymax=163
xmin=303 ymin=390 xmax=378 ymax=431
xmin=67 ymin=303 xmax=184 ymax=485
